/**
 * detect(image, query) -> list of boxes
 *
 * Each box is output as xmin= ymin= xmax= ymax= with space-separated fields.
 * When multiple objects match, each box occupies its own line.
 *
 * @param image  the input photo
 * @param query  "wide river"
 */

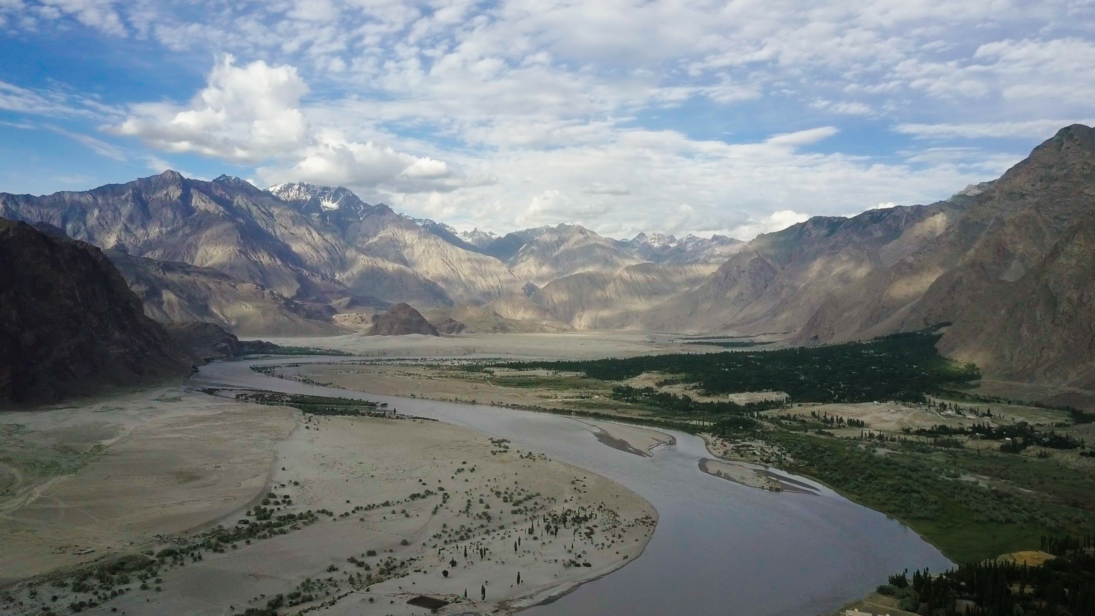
xmin=194 ymin=357 xmax=951 ymax=616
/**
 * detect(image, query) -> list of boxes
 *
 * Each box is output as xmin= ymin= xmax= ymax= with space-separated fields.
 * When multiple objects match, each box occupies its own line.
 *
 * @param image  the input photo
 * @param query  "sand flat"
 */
xmin=2 ymin=385 xmax=657 ymax=616
xmin=577 ymin=419 xmax=675 ymax=457
xmin=0 ymin=390 xmax=295 ymax=583
xmin=699 ymin=458 xmax=783 ymax=491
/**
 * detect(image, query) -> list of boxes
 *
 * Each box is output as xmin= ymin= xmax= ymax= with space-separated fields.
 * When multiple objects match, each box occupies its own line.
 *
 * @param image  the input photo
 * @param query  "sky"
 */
xmin=1 ymin=1 xmax=1094 ymax=241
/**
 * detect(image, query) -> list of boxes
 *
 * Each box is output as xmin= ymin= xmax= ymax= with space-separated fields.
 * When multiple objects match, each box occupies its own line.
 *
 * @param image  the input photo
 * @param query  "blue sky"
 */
xmin=2 ymin=0 xmax=1094 ymax=240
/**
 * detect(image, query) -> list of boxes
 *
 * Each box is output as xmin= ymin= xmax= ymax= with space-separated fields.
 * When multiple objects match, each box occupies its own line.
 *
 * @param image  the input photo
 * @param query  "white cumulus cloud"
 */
xmin=729 ymin=210 xmax=812 ymax=240
xmin=112 ymin=55 xmax=467 ymax=194
xmin=113 ymin=55 xmax=310 ymax=163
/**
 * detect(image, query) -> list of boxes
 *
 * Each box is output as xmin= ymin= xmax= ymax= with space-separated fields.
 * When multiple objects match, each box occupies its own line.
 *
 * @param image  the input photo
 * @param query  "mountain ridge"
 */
xmin=3 ymin=125 xmax=1093 ymax=386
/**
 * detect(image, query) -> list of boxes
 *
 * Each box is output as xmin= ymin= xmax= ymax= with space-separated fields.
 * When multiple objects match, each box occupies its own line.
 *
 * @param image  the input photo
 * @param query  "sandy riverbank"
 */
xmin=1 ymin=384 xmax=656 ymax=616
xmin=576 ymin=420 xmax=675 ymax=457
xmin=0 ymin=388 xmax=295 ymax=584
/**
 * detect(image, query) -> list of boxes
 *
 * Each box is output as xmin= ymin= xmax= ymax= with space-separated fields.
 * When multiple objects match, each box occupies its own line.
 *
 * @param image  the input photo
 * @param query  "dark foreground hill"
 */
xmin=367 ymin=303 xmax=440 ymax=336
xmin=0 ymin=219 xmax=189 ymax=405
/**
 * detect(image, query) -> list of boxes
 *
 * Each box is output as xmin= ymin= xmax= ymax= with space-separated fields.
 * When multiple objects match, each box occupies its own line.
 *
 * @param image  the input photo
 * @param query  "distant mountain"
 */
xmin=624 ymin=232 xmax=745 ymax=265
xmin=0 ymin=172 xmax=453 ymax=314
xmin=644 ymin=202 xmax=965 ymax=335
xmin=539 ymin=262 xmax=718 ymax=329
xmin=475 ymin=226 xmax=555 ymax=262
xmin=414 ymin=218 xmax=485 ymax=253
xmin=458 ymin=228 xmax=498 ymax=249
xmin=434 ymin=317 xmax=467 ymax=334
xmin=367 ymin=303 xmax=440 ymax=336
xmin=3 ymin=127 xmax=1092 ymax=386
xmin=270 ymin=182 xmax=525 ymax=303
xmin=508 ymin=224 xmax=645 ymax=285
xmin=0 ymin=171 xmax=742 ymax=333
xmin=267 ymin=181 xmax=383 ymax=227
xmin=0 ymin=172 xmax=345 ymax=299
xmin=422 ymin=302 xmax=572 ymax=334
xmin=0 ymin=218 xmax=188 ymax=405
xmin=165 ymin=322 xmax=242 ymax=362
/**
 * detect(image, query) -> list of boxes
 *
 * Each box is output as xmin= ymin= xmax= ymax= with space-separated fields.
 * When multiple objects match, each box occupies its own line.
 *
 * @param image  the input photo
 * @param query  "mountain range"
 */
xmin=2 ymin=124 xmax=1094 ymax=387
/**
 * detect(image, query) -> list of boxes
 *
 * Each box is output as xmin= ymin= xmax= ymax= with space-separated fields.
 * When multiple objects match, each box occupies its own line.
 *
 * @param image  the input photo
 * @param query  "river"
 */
xmin=193 ymin=357 xmax=951 ymax=616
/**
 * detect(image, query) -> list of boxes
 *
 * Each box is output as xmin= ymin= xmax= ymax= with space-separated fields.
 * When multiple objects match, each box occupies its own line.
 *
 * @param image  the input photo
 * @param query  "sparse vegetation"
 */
xmin=233 ymin=391 xmax=393 ymax=418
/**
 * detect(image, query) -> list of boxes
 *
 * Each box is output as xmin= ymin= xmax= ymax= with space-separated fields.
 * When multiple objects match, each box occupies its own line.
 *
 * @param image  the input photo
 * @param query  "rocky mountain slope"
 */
xmin=0 ymin=218 xmax=188 ymax=405
xmin=653 ymin=124 xmax=1095 ymax=386
xmin=800 ymin=124 xmax=1095 ymax=386
xmin=540 ymin=262 xmax=718 ymax=329
xmin=106 ymin=250 xmax=338 ymax=336
xmin=0 ymin=172 xmax=450 ymax=310
xmin=508 ymin=224 xmax=645 ymax=285
xmin=269 ymin=183 xmax=525 ymax=303
xmin=0 ymin=173 xmax=741 ymax=335
xmin=644 ymin=201 xmax=967 ymax=334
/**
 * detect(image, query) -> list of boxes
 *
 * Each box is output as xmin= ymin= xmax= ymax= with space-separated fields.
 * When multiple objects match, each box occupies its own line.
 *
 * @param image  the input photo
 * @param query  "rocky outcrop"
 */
xmin=165 ymin=322 xmax=240 ymax=362
xmin=0 ymin=218 xmax=188 ymax=405
xmin=434 ymin=317 xmax=467 ymax=335
xmin=367 ymin=303 xmax=440 ymax=336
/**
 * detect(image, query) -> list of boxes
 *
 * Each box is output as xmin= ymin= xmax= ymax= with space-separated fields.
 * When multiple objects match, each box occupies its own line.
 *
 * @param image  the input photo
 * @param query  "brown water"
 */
xmin=195 ymin=357 xmax=951 ymax=616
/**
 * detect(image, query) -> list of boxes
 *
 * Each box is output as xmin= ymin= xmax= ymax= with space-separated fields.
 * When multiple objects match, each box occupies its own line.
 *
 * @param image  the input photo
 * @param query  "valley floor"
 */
xmin=251 ymin=331 xmax=722 ymax=361
xmin=0 ymin=374 xmax=656 ymax=615
xmin=265 ymin=335 xmax=1095 ymax=566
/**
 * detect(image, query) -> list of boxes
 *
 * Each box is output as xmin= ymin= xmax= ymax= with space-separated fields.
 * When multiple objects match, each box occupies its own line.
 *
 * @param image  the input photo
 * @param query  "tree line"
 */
xmin=494 ymin=329 xmax=981 ymax=405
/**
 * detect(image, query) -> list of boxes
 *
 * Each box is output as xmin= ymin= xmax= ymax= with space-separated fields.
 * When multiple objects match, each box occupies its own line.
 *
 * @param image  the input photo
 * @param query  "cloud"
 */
xmin=890 ymin=38 xmax=1095 ymax=104
xmin=385 ymin=124 xmax=993 ymax=241
xmin=0 ymin=119 xmax=35 ymax=129
xmin=113 ymin=55 xmax=465 ymax=193
xmin=583 ymin=183 xmax=631 ymax=196
xmin=38 ymin=0 xmax=127 ymax=36
xmin=6 ymin=1 xmax=1095 ymax=236
xmin=729 ymin=210 xmax=811 ymax=240
xmin=895 ymin=120 xmax=1095 ymax=139
xmin=45 ymin=124 xmax=126 ymax=161
xmin=112 ymin=56 xmax=310 ymax=163
xmin=810 ymin=99 xmax=873 ymax=115
xmin=766 ymin=127 xmax=840 ymax=147
xmin=261 ymin=136 xmax=447 ymax=189
xmin=0 ymin=80 xmax=119 ymax=119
